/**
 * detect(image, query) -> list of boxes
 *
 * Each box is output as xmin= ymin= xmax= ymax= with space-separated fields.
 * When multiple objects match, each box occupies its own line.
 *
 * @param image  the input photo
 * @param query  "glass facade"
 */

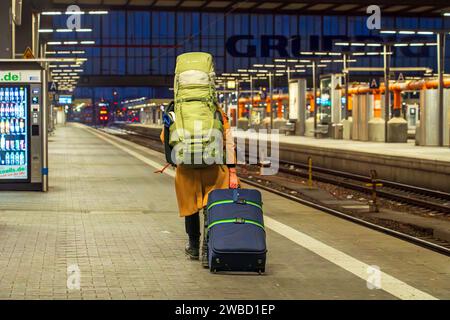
xmin=50 ymin=11 xmax=450 ymax=100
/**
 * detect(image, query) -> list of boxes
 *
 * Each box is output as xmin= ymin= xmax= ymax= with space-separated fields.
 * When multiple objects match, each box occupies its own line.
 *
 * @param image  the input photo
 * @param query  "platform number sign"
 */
xmin=369 ymin=78 xmax=380 ymax=89
xmin=48 ymin=81 xmax=58 ymax=93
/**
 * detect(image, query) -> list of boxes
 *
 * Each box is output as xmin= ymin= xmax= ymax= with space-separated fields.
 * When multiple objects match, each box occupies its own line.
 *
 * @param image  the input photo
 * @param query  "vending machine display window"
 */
xmin=0 ymin=85 xmax=30 ymax=182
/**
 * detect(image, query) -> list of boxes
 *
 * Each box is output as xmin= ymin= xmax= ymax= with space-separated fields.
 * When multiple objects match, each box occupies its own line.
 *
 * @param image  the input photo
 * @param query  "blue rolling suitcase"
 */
xmin=205 ymin=188 xmax=267 ymax=274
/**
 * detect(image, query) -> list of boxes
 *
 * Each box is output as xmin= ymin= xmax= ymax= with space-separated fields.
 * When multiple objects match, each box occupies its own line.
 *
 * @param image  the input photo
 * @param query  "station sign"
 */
xmin=369 ymin=78 xmax=380 ymax=89
xmin=397 ymin=73 xmax=405 ymax=83
xmin=48 ymin=81 xmax=58 ymax=93
xmin=0 ymin=70 xmax=41 ymax=83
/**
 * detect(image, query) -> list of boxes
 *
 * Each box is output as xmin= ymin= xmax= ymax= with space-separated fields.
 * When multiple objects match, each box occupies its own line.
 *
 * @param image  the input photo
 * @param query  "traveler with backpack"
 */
xmin=160 ymin=52 xmax=238 ymax=260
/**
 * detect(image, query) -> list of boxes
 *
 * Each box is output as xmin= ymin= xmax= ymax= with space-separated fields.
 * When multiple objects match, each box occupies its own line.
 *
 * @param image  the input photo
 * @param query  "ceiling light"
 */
xmin=42 ymin=11 xmax=62 ymax=15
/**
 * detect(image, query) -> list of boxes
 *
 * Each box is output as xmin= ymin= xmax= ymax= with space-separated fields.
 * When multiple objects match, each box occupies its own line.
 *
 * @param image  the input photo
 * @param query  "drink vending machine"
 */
xmin=0 ymin=62 xmax=48 ymax=191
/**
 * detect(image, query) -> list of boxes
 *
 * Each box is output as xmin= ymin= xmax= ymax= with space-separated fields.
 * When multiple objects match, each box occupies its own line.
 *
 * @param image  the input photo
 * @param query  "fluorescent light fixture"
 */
xmin=45 ymin=51 xmax=56 ymax=55
xmin=47 ymin=41 xmax=62 ymax=45
xmin=237 ymin=69 xmax=248 ymax=72
xmin=39 ymin=29 xmax=53 ymax=33
xmin=300 ymin=52 xmax=313 ymax=55
xmin=295 ymin=70 xmax=306 ymax=73
xmin=417 ymin=31 xmax=434 ymax=35
xmin=366 ymin=43 xmax=382 ymax=47
xmin=52 ymin=69 xmax=62 ymax=72
xmin=253 ymin=64 xmax=264 ymax=67
xmin=287 ymin=59 xmax=298 ymax=63
xmin=317 ymin=64 xmax=327 ymax=68
xmin=65 ymin=11 xmax=85 ymax=15
xmin=335 ymin=42 xmax=350 ymax=46
xmin=274 ymin=59 xmax=287 ymax=62
xmin=399 ymin=31 xmax=415 ymax=34
xmin=71 ymin=50 xmax=85 ymax=54
xmin=410 ymin=43 xmax=425 ymax=46
xmin=380 ymin=30 xmax=396 ymax=34
xmin=315 ymin=52 xmax=327 ymax=55
xmin=366 ymin=52 xmax=380 ymax=55
xmin=80 ymin=41 xmax=95 ymax=44
xmin=352 ymin=52 xmax=366 ymax=56
xmin=42 ymin=11 xmax=62 ymax=15
xmin=64 ymin=41 xmax=78 ymax=45
xmin=275 ymin=65 xmax=285 ymax=68
xmin=394 ymin=43 xmax=408 ymax=47
xmin=88 ymin=11 xmax=108 ymax=15
xmin=351 ymin=43 xmax=366 ymax=47
xmin=321 ymin=60 xmax=332 ymax=63
xmin=426 ymin=43 xmax=437 ymax=46
xmin=264 ymin=64 xmax=275 ymax=67
xmin=329 ymin=52 xmax=342 ymax=56
xmin=58 ymin=51 xmax=71 ymax=54
xmin=443 ymin=12 xmax=450 ymax=16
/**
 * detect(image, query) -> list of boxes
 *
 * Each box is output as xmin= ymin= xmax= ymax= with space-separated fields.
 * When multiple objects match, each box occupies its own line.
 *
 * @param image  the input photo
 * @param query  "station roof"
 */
xmin=42 ymin=0 xmax=450 ymax=17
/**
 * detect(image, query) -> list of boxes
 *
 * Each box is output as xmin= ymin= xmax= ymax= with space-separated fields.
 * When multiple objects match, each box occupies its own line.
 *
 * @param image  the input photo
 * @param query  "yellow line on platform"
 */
xmin=82 ymin=124 xmax=438 ymax=301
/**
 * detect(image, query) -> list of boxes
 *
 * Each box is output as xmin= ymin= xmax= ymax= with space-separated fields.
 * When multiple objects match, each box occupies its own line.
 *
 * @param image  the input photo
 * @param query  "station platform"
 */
xmin=0 ymin=123 xmax=448 ymax=300
xmin=124 ymin=123 xmax=450 ymax=192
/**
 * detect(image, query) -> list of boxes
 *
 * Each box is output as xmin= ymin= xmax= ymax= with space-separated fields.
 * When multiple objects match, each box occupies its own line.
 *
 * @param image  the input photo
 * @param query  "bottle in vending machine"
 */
xmin=19 ymin=119 xmax=25 ymax=133
xmin=20 ymin=139 xmax=25 ymax=150
xmin=5 ymin=119 xmax=9 ymax=134
xmin=15 ymin=139 xmax=19 ymax=151
xmin=19 ymin=87 xmax=24 ymax=102
xmin=0 ymin=119 xmax=4 ymax=134
xmin=5 ymin=152 xmax=10 ymax=165
xmin=19 ymin=152 xmax=24 ymax=165
xmin=15 ymin=118 xmax=20 ymax=133
xmin=0 ymin=134 xmax=5 ymax=150
xmin=15 ymin=152 xmax=19 ymax=165
xmin=10 ymin=119 xmax=15 ymax=135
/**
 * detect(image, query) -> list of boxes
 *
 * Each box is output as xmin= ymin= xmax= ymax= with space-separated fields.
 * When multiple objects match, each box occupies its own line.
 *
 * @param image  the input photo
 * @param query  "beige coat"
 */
xmin=161 ymin=109 xmax=237 ymax=217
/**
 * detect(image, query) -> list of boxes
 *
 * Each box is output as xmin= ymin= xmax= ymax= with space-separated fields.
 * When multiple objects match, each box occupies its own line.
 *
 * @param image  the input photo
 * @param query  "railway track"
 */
xmin=101 ymin=125 xmax=450 ymax=256
xmin=276 ymin=161 xmax=450 ymax=215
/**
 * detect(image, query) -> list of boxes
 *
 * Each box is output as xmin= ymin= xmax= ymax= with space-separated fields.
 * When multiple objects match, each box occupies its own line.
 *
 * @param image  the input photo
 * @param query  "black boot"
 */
xmin=185 ymin=213 xmax=201 ymax=260
xmin=185 ymin=239 xmax=200 ymax=260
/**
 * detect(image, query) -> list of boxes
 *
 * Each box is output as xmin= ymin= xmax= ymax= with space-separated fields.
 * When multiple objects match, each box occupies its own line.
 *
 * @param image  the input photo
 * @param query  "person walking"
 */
xmin=160 ymin=52 xmax=239 ymax=260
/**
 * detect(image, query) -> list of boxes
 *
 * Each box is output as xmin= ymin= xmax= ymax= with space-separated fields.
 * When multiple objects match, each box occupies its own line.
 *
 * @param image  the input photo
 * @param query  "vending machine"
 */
xmin=0 ymin=61 xmax=47 ymax=191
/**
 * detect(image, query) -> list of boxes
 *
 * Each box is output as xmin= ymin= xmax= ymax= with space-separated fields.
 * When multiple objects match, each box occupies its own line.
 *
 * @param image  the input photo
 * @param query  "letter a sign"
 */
xmin=48 ymin=81 xmax=58 ymax=93
xmin=369 ymin=78 xmax=380 ymax=89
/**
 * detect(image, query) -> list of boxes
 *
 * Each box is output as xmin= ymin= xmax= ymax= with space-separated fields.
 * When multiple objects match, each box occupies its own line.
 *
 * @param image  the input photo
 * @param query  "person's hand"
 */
xmin=229 ymin=168 xmax=239 ymax=189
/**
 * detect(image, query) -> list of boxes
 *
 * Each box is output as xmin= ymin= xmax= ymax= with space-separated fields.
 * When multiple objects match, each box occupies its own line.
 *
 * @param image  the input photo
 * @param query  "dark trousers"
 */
xmin=185 ymin=212 xmax=200 ymax=244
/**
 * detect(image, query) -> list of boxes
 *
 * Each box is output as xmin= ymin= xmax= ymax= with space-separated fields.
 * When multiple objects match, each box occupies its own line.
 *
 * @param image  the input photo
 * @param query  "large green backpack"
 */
xmin=169 ymin=52 xmax=224 ymax=168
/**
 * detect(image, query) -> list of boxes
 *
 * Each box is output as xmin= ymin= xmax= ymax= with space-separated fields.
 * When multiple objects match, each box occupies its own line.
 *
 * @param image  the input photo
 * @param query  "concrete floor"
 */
xmin=0 ymin=123 xmax=448 ymax=300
